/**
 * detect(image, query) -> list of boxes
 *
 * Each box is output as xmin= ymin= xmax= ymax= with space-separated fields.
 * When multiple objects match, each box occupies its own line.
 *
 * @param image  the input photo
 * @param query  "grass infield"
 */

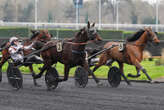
xmin=2 ymin=59 xmax=164 ymax=80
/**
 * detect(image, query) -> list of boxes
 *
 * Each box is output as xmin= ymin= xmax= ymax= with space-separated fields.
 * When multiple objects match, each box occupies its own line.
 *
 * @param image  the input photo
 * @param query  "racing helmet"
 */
xmin=9 ymin=36 xmax=18 ymax=43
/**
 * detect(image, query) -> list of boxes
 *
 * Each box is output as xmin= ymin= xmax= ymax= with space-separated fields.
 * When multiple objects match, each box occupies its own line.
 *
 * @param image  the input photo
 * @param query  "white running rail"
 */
xmin=0 ymin=22 xmax=164 ymax=32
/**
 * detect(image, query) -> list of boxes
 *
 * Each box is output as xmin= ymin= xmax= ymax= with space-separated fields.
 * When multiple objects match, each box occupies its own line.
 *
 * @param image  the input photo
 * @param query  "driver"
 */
xmin=8 ymin=36 xmax=42 ymax=64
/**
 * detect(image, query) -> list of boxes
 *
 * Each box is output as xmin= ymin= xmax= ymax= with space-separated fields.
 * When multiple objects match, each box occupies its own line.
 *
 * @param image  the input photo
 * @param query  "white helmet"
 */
xmin=9 ymin=36 xmax=18 ymax=43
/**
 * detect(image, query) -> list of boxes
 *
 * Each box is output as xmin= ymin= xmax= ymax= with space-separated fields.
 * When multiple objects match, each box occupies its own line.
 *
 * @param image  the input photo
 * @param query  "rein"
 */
xmin=66 ymin=40 xmax=95 ymax=46
xmin=130 ymin=43 xmax=146 ymax=47
xmin=127 ymin=42 xmax=146 ymax=47
xmin=72 ymin=50 xmax=86 ymax=55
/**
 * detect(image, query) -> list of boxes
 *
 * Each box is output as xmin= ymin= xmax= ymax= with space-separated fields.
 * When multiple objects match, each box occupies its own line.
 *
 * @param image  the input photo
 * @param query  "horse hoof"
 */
xmin=149 ymin=80 xmax=154 ymax=84
xmin=127 ymin=73 xmax=140 ymax=78
xmin=127 ymin=74 xmax=132 ymax=77
xmin=128 ymin=82 xmax=132 ymax=86
xmin=35 ymin=84 xmax=42 ymax=87
xmin=34 ymin=75 xmax=41 ymax=79
xmin=97 ymin=82 xmax=103 ymax=87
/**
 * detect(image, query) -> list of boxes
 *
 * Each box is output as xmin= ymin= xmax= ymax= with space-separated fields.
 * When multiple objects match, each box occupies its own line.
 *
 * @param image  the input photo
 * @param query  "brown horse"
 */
xmin=93 ymin=27 xmax=160 ymax=85
xmin=34 ymin=22 xmax=103 ymax=87
xmin=0 ymin=30 xmax=51 ymax=86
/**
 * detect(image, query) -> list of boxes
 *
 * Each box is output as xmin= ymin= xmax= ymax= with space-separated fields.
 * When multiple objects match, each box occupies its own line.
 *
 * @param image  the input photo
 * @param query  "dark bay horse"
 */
xmin=93 ymin=27 xmax=160 ymax=84
xmin=34 ymin=22 xmax=103 ymax=86
xmin=0 ymin=30 xmax=51 ymax=86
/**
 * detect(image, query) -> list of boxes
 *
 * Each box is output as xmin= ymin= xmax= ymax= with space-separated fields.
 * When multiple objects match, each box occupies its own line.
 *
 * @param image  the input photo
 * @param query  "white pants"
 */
xmin=11 ymin=54 xmax=24 ymax=63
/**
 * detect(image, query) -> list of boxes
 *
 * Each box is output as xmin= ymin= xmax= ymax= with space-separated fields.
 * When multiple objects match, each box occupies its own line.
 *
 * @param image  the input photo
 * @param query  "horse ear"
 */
xmin=50 ymin=34 xmax=53 ymax=37
xmin=92 ymin=22 xmax=95 ymax=27
xmin=155 ymin=32 xmax=158 ymax=35
xmin=87 ymin=21 xmax=90 ymax=29
xmin=81 ymin=30 xmax=84 ymax=34
xmin=80 ymin=28 xmax=85 ymax=34
xmin=31 ymin=30 xmax=36 ymax=34
xmin=148 ymin=26 xmax=152 ymax=30
xmin=144 ymin=27 xmax=149 ymax=31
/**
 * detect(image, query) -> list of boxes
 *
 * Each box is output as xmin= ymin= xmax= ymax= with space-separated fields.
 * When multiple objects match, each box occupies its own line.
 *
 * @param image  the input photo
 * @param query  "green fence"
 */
xmin=48 ymin=29 xmax=124 ymax=40
xmin=0 ymin=27 xmax=164 ymax=40
xmin=0 ymin=27 xmax=29 ymax=38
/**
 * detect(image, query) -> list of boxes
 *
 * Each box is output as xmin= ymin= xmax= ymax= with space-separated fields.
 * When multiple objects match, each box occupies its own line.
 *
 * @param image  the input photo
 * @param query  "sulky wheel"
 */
xmin=0 ymin=68 xmax=2 ymax=82
xmin=7 ymin=63 xmax=23 ymax=90
xmin=108 ymin=66 xmax=121 ymax=88
xmin=45 ymin=67 xmax=59 ymax=90
xmin=74 ymin=66 xmax=88 ymax=88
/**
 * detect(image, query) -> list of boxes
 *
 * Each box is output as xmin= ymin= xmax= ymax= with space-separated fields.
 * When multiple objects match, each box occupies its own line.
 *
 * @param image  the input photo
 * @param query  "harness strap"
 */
xmin=127 ymin=42 xmax=146 ymax=47
xmin=66 ymin=40 xmax=95 ymax=46
xmin=88 ymin=44 xmax=118 ymax=60
xmin=72 ymin=50 xmax=86 ymax=55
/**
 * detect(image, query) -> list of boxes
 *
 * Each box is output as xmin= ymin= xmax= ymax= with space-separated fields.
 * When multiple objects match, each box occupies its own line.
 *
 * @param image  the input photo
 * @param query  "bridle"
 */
xmin=127 ymin=30 xmax=157 ymax=47
xmin=66 ymin=27 xmax=98 ymax=46
xmin=36 ymin=31 xmax=51 ymax=43
xmin=66 ymin=40 xmax=96 ymax=46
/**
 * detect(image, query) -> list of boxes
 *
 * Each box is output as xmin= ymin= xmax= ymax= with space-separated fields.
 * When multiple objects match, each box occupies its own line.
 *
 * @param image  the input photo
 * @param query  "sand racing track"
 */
xmin=0 ymin=73 xmax=164 ymax=110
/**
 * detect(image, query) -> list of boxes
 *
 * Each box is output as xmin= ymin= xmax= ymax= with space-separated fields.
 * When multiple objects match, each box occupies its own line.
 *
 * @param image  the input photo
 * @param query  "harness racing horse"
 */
xmin=92 ymin=27 xmax=160 ymax=85
xmin=34 ymin=22 xmax=103 ymax=88
xmin=0 ymin=30 xmax=51 ymax=86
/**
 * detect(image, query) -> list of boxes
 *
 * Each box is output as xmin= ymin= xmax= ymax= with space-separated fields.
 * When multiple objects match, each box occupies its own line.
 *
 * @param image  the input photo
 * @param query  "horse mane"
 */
xmin=30 ymin=31 xmax=40 ymax=40
xmin=126 ymin=29 xmax=145 ymax=42
xmin=75 ymin=31 xmax=82 ymax=38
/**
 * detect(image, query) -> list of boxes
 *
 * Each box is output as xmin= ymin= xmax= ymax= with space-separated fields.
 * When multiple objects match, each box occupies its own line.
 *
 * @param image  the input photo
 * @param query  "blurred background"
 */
xmin=0 ymin=0 xmax=163 ymax=31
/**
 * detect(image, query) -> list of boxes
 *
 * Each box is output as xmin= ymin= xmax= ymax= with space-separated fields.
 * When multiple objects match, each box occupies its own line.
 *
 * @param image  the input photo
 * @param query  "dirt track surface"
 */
xmin=0 ymin=73 xmax=164 ymax=110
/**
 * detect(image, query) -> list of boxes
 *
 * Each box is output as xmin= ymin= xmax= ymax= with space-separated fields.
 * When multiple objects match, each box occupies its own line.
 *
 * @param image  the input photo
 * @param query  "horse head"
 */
xmin=74 ymin=27 xmax=89 ymax=43
xmin=30 ymin=30 xmax=51 ymax=43
xmin=144 ymin=27 xmax=160 ymax=45
xmin=74 ymin=22 xmax=102 ymax=43
xmin=87 ymin=21 xmax=102 ymax=41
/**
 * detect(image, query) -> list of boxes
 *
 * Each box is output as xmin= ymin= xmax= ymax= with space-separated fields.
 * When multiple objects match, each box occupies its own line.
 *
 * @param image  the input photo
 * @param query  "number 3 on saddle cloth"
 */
xmin=118 ymin=42 xmax=126 ymax=52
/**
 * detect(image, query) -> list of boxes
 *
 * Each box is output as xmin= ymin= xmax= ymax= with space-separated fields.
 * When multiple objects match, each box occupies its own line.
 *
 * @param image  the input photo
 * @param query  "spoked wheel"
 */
xmin=45 ymin=67 xmax=59 ymax=90
xmin=7 ymin=63 xmax=23 ymax=90
xmin=74 ymin=66 xmax=88 ymax=88
xmin=0 ymin=68 xmax=2 ymax=82
xmin=108 ymin=66 xmax=121 ymax=88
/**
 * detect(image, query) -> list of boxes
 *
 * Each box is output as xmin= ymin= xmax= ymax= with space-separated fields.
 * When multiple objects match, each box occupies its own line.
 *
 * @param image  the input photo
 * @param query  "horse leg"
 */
xmin=141 ymin=67 xmax=152 ymax=82
xmin=0 ymin=57 xmax=8 ymax=82
xmin=29 ymin=65 xmax=41 ymax=87
xmin=92 ymin=53 xmax=109 ymax=72
xmin=83 ymin=61 xmax=101 ymax=85
xmin=128 ymin=67 xmax=141 ymax=78
xmin=118 ymin=62 xmax=131 ymax=85
xmin=57 ymin=65 xmax=70 ymax=82
xmin=129 ymin=59 xmax=152 ymax=82
xmin=34 ymin=64 xmax=47 ymax=79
